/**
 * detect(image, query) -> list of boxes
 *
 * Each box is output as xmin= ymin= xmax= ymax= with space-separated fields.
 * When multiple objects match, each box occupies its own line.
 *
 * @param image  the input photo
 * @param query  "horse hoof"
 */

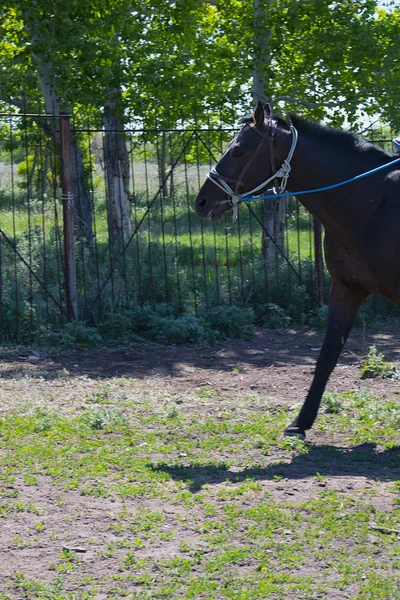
xmin=283 ymin=427 xmax=306 ymax=440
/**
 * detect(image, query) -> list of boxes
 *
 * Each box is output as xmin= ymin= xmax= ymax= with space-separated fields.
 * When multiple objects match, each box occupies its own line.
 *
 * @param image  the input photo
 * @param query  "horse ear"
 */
xmin=253 ymin=100 xmax=265 ymax=129
xmin=264 ymin=102 xmax=271 ymax=116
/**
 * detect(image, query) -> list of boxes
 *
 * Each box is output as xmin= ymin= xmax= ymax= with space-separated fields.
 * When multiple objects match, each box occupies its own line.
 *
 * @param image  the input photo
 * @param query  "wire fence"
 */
xmin=0 ymin=107 xmax=396 ymax=342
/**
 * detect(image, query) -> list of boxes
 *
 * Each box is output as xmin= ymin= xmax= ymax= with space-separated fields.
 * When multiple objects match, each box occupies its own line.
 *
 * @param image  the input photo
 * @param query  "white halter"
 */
xmin=207 ymin=124 xmax=298 ymax=220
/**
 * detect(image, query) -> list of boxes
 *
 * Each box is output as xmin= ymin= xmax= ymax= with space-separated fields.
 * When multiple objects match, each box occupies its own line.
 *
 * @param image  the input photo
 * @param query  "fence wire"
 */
xmin=0 ymin=107 xmax=395 ymax=342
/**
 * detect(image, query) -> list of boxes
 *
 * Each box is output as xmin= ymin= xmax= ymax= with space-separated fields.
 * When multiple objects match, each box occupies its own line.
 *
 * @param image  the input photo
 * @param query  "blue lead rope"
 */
xmin=241 ymin=139 xmax=400 ymax=203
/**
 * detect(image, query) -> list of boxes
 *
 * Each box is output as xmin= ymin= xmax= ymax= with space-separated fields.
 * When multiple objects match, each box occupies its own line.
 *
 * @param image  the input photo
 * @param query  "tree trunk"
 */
xmin=252 ymin=0 xmax=285 ymax=263
xmin=102 ymin=100 xmax=132 ymax=246
xmin=262 ymin=196 xmax=285 ymax=261
xmin=27 ymin=147 xmax=38 ymax=200
xmin=158 ymin=132 xmax=169 ymax=199
xmin=252 ymin=0 xmax=272 ymax=105
xmin=31 ymin=48 xmax=93 ymax=243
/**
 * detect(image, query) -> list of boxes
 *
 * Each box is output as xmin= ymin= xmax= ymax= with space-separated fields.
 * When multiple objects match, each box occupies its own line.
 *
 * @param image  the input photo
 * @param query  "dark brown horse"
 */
xmin=195 ymin=101 xmax=400 ymax=440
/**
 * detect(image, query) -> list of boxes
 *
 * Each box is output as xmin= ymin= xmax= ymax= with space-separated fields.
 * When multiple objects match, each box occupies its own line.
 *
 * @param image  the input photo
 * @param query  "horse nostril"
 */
xmin=196 ymin=196 xmax=207 ymax=211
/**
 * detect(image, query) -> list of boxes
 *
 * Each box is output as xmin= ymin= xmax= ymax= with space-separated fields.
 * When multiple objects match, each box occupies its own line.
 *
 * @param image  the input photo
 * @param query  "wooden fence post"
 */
xmin=60 ymin=113 xmax=78 ymax=321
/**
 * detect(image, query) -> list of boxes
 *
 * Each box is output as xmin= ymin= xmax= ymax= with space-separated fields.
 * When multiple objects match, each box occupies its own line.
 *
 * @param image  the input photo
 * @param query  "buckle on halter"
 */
xmin=271 ymin=185 xmax=283 ymax=195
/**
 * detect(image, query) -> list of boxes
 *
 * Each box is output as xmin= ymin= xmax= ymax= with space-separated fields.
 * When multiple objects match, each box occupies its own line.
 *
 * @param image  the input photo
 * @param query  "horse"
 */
xmin=195 ymin=100 xmax=400 ymax=440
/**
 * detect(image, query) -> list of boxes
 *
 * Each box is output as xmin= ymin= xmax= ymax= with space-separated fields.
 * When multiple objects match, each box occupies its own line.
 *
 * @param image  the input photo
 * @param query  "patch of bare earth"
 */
xmin=0 ymin=323 xmax=400 ymax=597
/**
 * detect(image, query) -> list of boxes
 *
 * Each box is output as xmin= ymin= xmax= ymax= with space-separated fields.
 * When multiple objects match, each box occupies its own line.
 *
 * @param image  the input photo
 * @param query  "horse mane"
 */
xmin=241 ymin=111 xmax=391 ymax=161
xmin=289 ymin=114 xmax=391 ymax=161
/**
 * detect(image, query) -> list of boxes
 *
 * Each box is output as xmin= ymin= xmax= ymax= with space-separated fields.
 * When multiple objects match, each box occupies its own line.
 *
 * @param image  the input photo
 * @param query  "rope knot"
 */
xmin=278 ymin=160 xmax=291 ymax=178
xmin=230 ymin=194 xmax=241 ymax=221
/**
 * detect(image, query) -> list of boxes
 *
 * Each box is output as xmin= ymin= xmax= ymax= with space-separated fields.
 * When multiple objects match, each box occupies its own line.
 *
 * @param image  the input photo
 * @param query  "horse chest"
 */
xmin=342 ymin=252 xmax=376 ymax=289
xmin=344 ymin=247 xmax=400 ymax=302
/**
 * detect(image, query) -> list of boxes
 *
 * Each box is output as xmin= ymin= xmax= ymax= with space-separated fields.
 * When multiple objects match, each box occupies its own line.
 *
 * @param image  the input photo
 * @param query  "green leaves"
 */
xmin=361 ymin=345 xmax=400 ymax=380
xmin=1 ymin=0 xmax=399 ymax=129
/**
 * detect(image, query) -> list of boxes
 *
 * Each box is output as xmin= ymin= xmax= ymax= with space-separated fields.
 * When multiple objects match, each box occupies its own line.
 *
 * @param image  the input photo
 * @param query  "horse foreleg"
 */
xmin=284 ymin=281 xmax=368 ymax=439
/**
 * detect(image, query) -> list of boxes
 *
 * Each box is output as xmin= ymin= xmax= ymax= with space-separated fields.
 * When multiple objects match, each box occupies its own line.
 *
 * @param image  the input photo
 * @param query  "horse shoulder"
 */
xmin=323 ymin=229 xmax=377 ymax=295
xmin=323 ymin=232 xmax=357 ymax=287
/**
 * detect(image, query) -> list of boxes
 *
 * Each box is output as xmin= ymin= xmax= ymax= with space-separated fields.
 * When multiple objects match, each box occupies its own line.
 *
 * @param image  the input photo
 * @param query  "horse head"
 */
xmin=195 ymin=101 xmax=295 ymax=221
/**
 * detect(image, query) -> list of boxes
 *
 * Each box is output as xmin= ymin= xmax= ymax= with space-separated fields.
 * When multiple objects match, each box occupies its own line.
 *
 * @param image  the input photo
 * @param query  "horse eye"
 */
xmin=232 ymin=146 xmax=245 ymax=158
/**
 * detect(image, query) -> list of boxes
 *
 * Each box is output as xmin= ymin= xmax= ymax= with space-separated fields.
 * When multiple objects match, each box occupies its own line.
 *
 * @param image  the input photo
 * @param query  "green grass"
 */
xmin=0 ymin=198 xmax=314 ymax=260
xmin=0 ymin=194 xmax=321 ymax=342
xmin=1 ymin=375 xmax=400 ymax=598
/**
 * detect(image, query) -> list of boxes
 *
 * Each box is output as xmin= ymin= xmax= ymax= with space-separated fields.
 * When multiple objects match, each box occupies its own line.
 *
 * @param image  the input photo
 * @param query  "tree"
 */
xmin=0 ymin=3 xmax=96 ymax=242
xmin=120 ymin=0 xmax=399 ymax=260
xmin=0 ymin=1 xmax=141 ymax=244
xmin=241 ymin=0 xmax=399 ymax=260
xmin=372 ymin=5 xmax=400 ymax=131
xmin=1 ymin=0 xmax=398 ymax=254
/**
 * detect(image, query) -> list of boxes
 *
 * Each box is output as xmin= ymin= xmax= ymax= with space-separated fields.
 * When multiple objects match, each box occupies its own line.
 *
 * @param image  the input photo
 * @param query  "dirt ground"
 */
xmin=1 ymin=322 xmax=400 ymax=598
xmin=2 ymin=322 xmax=399 ymax=410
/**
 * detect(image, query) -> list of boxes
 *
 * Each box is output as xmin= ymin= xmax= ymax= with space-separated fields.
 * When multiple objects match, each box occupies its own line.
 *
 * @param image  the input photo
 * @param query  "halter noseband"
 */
xmin=207 ymin=119 xmax=298 ymax=220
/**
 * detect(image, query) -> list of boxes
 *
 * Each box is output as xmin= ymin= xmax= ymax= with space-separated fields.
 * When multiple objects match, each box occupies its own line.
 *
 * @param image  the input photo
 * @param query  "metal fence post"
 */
xmin=60 ymin=113 xmax=78 ymax=321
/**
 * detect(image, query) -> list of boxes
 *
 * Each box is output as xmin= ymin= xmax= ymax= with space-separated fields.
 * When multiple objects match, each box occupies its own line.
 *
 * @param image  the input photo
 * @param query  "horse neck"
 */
xmin=285 ymin=132 xmax=385 ymax=241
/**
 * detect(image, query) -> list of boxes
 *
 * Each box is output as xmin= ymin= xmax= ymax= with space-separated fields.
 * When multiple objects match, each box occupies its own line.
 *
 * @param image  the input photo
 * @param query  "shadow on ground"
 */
xmin=0 ymin=323 xmax=389 ymax=381
xmin=151 ymin=443 xmax=400 ymax=493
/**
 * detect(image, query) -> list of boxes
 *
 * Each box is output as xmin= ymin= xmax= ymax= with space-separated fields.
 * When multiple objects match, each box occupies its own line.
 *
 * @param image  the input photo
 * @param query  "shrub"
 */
xmin=203 ymin=305 xmax=255 ymax=341
xmin=97 ymin=304 xmax=149 ymax=343
xmin=309 ymin=305 xmax=329 ymax=329
xmin=40 ymin=321 xmax=103 ymax=349
xmin=257 ymin=303 xmax=291 ymax=329
xmin=147 ymin=313 xmax=211 ymax=345
xmin=97 ymin=313 xmax=136 ymax=343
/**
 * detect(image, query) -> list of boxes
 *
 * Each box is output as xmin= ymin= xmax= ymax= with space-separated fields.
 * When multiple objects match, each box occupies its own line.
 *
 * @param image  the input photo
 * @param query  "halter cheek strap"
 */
xmin=208 ymin=122 xmax=298 ymax=220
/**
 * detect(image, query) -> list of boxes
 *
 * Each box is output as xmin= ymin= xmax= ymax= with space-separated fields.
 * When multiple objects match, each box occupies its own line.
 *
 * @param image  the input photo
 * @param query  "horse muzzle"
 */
xmin=195 ymin=194 xmax=231 ymax=221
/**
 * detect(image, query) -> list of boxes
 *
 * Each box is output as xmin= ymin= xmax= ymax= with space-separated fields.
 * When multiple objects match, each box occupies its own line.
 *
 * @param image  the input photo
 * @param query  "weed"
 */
xmin=80 ymin=482 xmax=110 ymax=497
xmin=12 ymin=535 xmax=28 ymax=548
xmin=195 ymin=387 xmax=218 ymax=399
xmin=361 ymin=345 xmax=399 ymax=380
xmin=123 ymin=551 xmax=136 ymax=567
xmin=79 ymin=407 xmax=127 ymax=431
xmin=280 ymin=436 xmax=309 ymax=453
xmin=102 ymin=545 xmax=115 ymax=559
xmin=33 ymin=409 xmax=56 ymax=432
xmin=164 ymin=402 xmax=181 ymax=419
xmin=322 ymin=392 xmax=343 ymax=414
